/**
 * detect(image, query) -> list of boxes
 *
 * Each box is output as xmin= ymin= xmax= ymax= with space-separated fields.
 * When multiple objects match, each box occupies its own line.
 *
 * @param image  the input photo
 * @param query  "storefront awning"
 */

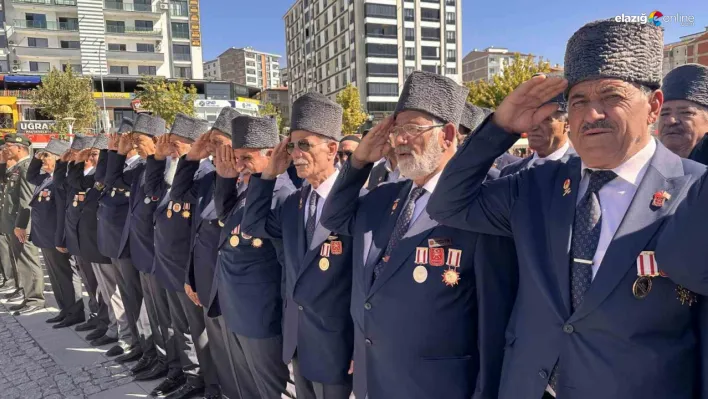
xmin=4 ymin=75 xmax=41 ymax=84
xmin=0 ymin=105 xmax=12 ymax=114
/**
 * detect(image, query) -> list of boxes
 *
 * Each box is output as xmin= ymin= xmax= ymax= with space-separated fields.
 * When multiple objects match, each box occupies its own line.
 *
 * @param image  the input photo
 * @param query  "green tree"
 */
xmin=134 ymin=76 xmax=198 ymax=126
xmin=260 ymin=102 xmax=285 ymax=134
xmin=336 ymin=84 xmax=368 ymax=135
xmin=30 ymin=65 xmax=96 ymax=137
xmin=466 ymin=53 xmax=551 ymax=109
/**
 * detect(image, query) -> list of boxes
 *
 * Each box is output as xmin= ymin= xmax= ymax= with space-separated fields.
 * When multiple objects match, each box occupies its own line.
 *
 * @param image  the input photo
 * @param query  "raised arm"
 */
xmin=242 ymin=174 xmax=285 ymax=239
xmin=26 ymin=157 xmax=48 ymax=186
xmin=213 ymin=145 xmax=243 ymax=220
xmin=320 ymin=161 xmax=371 ymax=237
xmin=144 ymin=155 xmax=169 ymax=198
xmin=169 ymin=156 xmax=201 ymax=204
xmin=53 ymin=160 xmax=68 ymax=189
xmin=94 ymin=149 xmax=108 ymax=184
xmin=67 ymin=161 xmax=95 ymax=191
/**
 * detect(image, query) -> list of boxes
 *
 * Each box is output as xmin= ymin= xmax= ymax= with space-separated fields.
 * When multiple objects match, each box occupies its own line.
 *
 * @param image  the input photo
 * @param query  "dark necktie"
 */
xmin=549 ymin=169 xmax=617 ymax=393
xmin=373 ymin=187 xmax=426 ymax=280
xmin=305 ymin=190 xmax=319 ymax=246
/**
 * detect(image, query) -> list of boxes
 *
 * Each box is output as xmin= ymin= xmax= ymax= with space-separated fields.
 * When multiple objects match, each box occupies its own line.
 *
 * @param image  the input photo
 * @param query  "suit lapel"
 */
xmin=570 ymin=145 xmax=690 ymax=322
xmin=131 ymin=170 xmax=145 ymax=211
xmin=296 ymin=187 xmax=309 ymax=265
xmin=548 ymin=157 xmax=582 ymax=317
xmin=364 ymin=181 xmax=412 ymax=292
xmin=368 ymin=209 xmax=439 ymax=297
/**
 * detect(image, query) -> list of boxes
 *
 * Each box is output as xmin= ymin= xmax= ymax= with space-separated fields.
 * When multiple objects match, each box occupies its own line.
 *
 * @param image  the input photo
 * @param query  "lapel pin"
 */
xmin=299 ymin=197 xmax=303 ymax=209
xmin=391 ymin=199 xmax=400 ymax=214
xmin=652 ymin=191 xmax=671 ymax=208
xmin=563 ymin=179 xmax=571 ymax=196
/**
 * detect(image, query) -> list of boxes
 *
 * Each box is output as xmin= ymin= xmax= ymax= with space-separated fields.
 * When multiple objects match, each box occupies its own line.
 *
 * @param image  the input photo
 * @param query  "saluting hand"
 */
xmin=108 ymin=133 xmax=120 ymax=151
xmin=351 ymin=116 xmax=394 ymax=168
xmin=262 ymin=137 xmax=291 ymax=180
xmin=215 ymin=145 xmax=240 ymax=178
xmin=59 ymin=150 xmax=71 ymax=163
xmin=117 ymin=133 xmax=134 ymax=155
xmin=493 ymin=74 xmax=568 ymax=134
xmin=154 ymin=134 xmax=172 ymax=161
xmin=77 ymin=149 xmax=91 ymax=163
xmin=186 ymin=132 xmax=211 ymax=161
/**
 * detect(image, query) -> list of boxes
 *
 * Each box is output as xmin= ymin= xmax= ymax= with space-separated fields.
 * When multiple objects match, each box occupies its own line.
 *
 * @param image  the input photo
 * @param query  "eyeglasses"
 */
xmin=36 ymin=152 xmax=50 ymax=160
xmin=389 ymin=124 xmax=445 ymax=140
xmin=286 ymin=139 xmax=328 ymax=155
xmin=337 ymin=150 xmax=353 ymax=159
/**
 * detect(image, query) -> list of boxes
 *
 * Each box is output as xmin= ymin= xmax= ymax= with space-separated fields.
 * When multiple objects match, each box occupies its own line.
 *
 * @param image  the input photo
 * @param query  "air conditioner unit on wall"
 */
xmin=12 ymin=66 xmax=19 ymax=72
xmin=159 ymin=3 xmax=168 ymax=10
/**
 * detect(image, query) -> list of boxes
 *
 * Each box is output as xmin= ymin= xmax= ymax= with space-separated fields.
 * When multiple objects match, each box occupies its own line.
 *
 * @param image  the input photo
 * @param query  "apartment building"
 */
xmin=203 ymin=47 xmax=281 ymax=89
xmin=663 ymin=26 xmax=708 ymax=76
xmin=284 ymin=0 xmax=463 ymax=117
xmin=461 ymin=47 xmax=536 ymax=83
xmin=2 ymin=0 xmax=203 ymax=79
xmin=256 ymin=87 xmax=290 ymax=129
xmin=279 ymin=67 xmax=289 ymax=87
xmin=203 ymin=57 xmax=220 ymax=79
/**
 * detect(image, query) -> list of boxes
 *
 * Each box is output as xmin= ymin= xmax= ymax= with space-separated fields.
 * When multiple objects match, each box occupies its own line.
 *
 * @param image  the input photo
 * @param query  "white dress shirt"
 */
xmin=373 ymin=158 xmax=403 ymax=184
xmin=408 ymin=171 xmax=442 ymax=225
xmin=578 ymin=139 xmax=656 ymax=279
xmin=531 ymin=141 xmax=570 ymax=163
xmin=83 ymin=166 xmax=95 ymax=176
xmin=124 ymin=154 xmax=141 ymax=170
xmin=304 ymin=168 xmax=340 ymax=226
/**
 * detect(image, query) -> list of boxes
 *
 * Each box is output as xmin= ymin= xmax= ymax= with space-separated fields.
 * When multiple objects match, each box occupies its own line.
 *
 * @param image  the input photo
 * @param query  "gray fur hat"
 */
xmin=290 ymin=92 xmax=343 ymax=140
xmin=133 ymin=114 xmax=166 ymax=137
xmin=43 ymin=138 xmax=71 ymax=157
xmin=232 ymin=115 xmax=279 ymax=149
xmin=91 ymin=134 xmax=109 ymax=150
xmin=459 ymin=103 xmax=490 ymax=134
xmin=212 ymin=107 xmax=241 ymax=137
xmin=117 ymin=118 xmax=133 ymax=134
xmin=662 ymin=64 xmax=708 ymax=109
xmin=395 ymin=71 xmax=470 ymax=125
xmin=564 ymin=19 xmax=663 ymax=95
xmin=170 ymin=113 xmax=211 ymax=142
xmin=71 ymin=134 xmax=94 ymax=150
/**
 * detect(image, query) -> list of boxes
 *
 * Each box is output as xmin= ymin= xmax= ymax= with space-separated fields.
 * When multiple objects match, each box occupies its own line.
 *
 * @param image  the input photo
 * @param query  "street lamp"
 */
xmin=93 ymin=39 xmax=108 ymax=131
xmin=63 ymin=117 xmax=76 ymax=137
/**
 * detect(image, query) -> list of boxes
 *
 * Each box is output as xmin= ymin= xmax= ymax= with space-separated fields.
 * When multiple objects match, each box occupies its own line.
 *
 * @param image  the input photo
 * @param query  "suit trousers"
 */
xmin=7 ymin=233 xmax=44 ymax=306
xmin=292 ymin=356 xmax=352 ymax=399
xmin=0 ymin=234 xmax=18 ymax=289
xmin=41 ymin=248 xmax=83 ymax=315
xmin=228 ymin=332 xmax=293 ymax=399
xmin=204 ymin=316 xmax=241 ymax=398
xmin=92 ymin=262 xmax=131 ymax=343
xmin=113 ymin=258 xmax=153 ymax=354
xmin=143 ymin=273 xmax=181 ymax=376
xmin=75 ymin=256 xmax=108 ymax=325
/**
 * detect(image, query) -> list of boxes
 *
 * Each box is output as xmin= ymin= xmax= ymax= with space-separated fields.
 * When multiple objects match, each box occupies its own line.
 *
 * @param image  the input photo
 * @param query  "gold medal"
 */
xmin=111 ymin=190 xmax=116 ymax=197
xmin=37 ymin=197 xmax=42 ymax=202
xmin=173 ymin=203 xmax=182 ymax=212
xmin=442 ymin=269 xmax=460 ymax=287
xmin=413 ymin=265 xmax=428 ymax=283
xmin=319 ymin=258 xmax=330 ymax=271
xmin=144 ymin=197 xmax=151 ymax=204
xmin=182 ymin=210 xmax=191 ymax=218
xmin=230 ymin=235 xmax=240 ymax=247
xmin=252 ymin=238 xmax=263 ymax=248
xmin=632 ymin=276 xmax=652 ymax=299
xmin=72 ymin=201 xmax=78 ymax=207
xmin=125 ymin=191 xmax=130 ymax=197
xmin=219 ymin=220 xmax=225 ymax=227
xmin=167 ymin=209 xmax=173 ymax=219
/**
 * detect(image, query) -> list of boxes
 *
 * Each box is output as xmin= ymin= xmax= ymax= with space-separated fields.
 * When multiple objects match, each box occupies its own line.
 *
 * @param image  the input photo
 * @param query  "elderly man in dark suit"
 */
xmin=242 ymin=92 xmax=354 ymax=399
xmin=320 ymin=71 xmax=518 ymax=399
xmin=428 ymin=20 xmax=708 ymax=399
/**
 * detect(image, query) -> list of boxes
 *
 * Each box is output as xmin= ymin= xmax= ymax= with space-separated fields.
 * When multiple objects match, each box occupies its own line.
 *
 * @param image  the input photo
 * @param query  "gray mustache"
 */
xmin=581 ymin=120 xmax=615 ymax=134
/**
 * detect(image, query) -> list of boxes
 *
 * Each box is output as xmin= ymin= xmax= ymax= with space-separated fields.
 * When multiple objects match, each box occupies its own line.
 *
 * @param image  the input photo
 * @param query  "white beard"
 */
xmin=397 ymin=137 xmax=443 ymax=180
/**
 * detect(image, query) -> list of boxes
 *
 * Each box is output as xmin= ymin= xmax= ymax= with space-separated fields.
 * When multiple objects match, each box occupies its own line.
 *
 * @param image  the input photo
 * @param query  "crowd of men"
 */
xmin=1 ymin=17 xmax=708 ymax=399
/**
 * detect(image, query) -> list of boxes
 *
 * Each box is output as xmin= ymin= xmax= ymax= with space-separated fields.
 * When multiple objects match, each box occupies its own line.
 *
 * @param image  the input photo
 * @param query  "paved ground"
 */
xmin=0 ymin=276 xmax=161 ymax=399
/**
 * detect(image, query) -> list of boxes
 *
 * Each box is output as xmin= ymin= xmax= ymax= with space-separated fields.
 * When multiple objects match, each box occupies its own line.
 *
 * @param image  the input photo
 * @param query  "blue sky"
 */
xmin=200 ymin=0 xmax=708 ymax=67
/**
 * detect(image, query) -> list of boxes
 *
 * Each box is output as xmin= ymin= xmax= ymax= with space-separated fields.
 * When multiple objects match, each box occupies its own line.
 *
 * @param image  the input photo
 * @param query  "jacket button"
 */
xmin=365 ymin=338 xmax=372 ymax=346
xmin=563 ymin=324 xmax=574 ymax=334
xmin=539 ymin=369 xmax=548 ymax=379
xmin=298 ymin=305 xmax=303 ymax=311
xmin=364 ymin=302 xmax=372 ymax=310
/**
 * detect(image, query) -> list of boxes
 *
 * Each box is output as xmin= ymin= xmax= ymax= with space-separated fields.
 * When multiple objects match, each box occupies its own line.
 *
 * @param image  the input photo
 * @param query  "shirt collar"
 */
xmin=83 ymin=166 xmax=95 ymax=176
xmin=581 ymin=139 xmax=656 ymax=186
xmin=125 ymin=154 xmax=140 ymax=167
xmin=532 ymin=141 xmax=570 ymax=161
xmin=12 ymin=156 xmax=30 ymax=167
xmin=412 ymin=171 xmax=442 ymax=196
xmin=311 ymin=168 xmax=340 ymax=200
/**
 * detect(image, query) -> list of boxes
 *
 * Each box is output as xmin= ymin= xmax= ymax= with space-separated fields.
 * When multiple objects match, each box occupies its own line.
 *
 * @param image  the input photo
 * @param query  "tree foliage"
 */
xmin=466 ymin=53 xmax=552 ymax=109
xmin=260 ymin=102 xmax=285 ymax=134
xmin=30 ymin=65 xmax=96 ymax=137
xmin=134 ymin=76 xmax=198 ymax=126
xmin=336 ymin=84 xmax=369 ymax=136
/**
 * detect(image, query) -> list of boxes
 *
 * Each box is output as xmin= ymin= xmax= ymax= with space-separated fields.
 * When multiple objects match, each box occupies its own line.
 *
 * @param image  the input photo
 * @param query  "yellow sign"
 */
xmin=237 ymin=97 xmax=260 ymax=105
xmin=93 ymin=92 xmax=132 ymax=99
xmin=189 ymin=0 xmax=201 ymax=47
xmin=0 ymin=97 xmax=18 ymax=105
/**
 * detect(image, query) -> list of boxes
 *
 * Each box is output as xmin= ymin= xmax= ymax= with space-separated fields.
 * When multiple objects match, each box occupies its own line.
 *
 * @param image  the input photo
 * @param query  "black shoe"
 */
xmin=90 ymin=335 xmax=118 ymax=347
xmin=150 ymin=375 xmax=186 ymax=397
xmin=46 ymin=313 xmax=65 ymax=323
xmin=85 ymin=327 xmax=107 ymax=341
xmin=13 ymin=305 xmax=44 ymax=316
xmin=75 ymin=317 xmax=99 ymax=332
xmin=53 ymin=314 xmax=85 ymax=329
xmin=203 ymin=393 xmax=222 ymax=399
xmin=116 ymin=347 xmax=143 ymax=363
xmin=105 ymin=344 xmax=126 ymax=357
xmin=8 ymin=302 xmax=27 ymax=311
xmin=164 ymin=381 xmax=205 ymax=399
xmin=3 ymin=290 xmax=24 ymax=301
xmin=133 ymin=361 xmax=168 ymax=381
xmin=130 ymin=355 xmax=156 ymax=374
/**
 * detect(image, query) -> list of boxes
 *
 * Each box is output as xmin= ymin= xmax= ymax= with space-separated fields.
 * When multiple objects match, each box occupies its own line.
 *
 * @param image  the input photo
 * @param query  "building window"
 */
xmin=364 ymin=3 xmax=396 ymax=18
xmin=366 ymin=43 xmax=397 ymax=58
xmin=247 ymin=77 xmax=257 ymax=83
xmin=446 ymin=31 xmax=456 ymax=43
xmin=135 ymin=20 xmax=154 ymax=32
xmin=421 ymin=9 xmax=440 ymax=22
xmin=422 ymin=46 xmax=439 ymax=60
xmin=172 ymin=22 xmax=190 ymax=39
xmin=447 ymin=49 xmax=456 ymax=61
xmin=422 ymin=65 xmax=437 ymax=73
xmin=367 ymin=102 xmax=397 ymax=112
xmin=246 ymin=60 xmax=256 ymax=67
xmin=138 ymin=65 xmax=157 ymax=75
xmin=446 ymin=67 xmax=457 ymax=74
xmin=404 ymin=8 xmax=414 ymax=21
xmin=421 ymin=27 xmax=440 ymax=40
xmin=108 ymin=43 xmax=126 ymax=51
xmin=174 ymin=66 xmax=192 ymax=78
xmin=106 ymin=20 xmax=126 ymax=33
xmin=170 ymin=0 xmax=188 ymax=17
xmin=367 ymin=83 xmax=398 ymax=96
xmin=24 ymin=14 xmax=47 ymax=29
xmin=63 ymin=64 xmax=81 ymax=73
xmin=366 ymin=24 xmax=397 ymax=38
xmin=58 ymin=17 xmax=79 ymax=31
xmin=366 ymin=63 xmax=398 ymax=77
xmin=404 ymin=66 xmax=414 ymax=79
xmin=115 ymin=109 xmax=137 ymax=122
xmin=109 ymin=65 xmax=129 ymax=74
xmin=28 ymin=38 xmax=49 ymax=48
xmin=446 ymin=12 xmax=456 ymax=24
xmin=342 ymin=72 xmax=348 ymax=85
xmin=173 ymin=45 xmax=191 ymax=61
xmin=60 ymin=40 xmax=80 ymax=49
xmin=29 ymin=62 xmax=50 ymax=72
xmin=404 ymin=28 xmax=415 ymax=41
xmin=341 ymin=53 xmax=347 ymax=66
xmin=405 ymin=47 xmax=415 ymax=60
xmin=136 ymin=43 xmax=155 ymax=52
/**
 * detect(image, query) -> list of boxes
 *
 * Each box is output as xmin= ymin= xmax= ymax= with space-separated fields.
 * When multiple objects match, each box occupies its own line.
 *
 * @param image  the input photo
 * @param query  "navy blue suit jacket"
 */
xmin=27 ymin=158 xmax=58 ymax=249
xmin=242 ymin=174 xmax=354 ymax=386
xmin=208 ymin=173 xmax=295 ymax=339
xmin=65 ymin=161 xmax=110 ymax=263
xmin=52 ymin=161 xmax=69 ymax=249
xmin=98 ymin=151 xmax=140 ymax=259
xmin=428 ymin=118 xmax=708 ymax=399
xmin=499 ymin=146 xmax=576 ymax=178
xmin=321 ymin=162 xmax=517 ymax=399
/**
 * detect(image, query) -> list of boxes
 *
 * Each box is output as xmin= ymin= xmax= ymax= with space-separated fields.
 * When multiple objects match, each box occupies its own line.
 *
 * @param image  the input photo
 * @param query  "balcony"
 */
xmin=106 ymin=50 xmax=163 ymax=62
xmin=13 ymin=20 xmax=79 ymax=32
xmin=11 ymin=0 xmax=77 ymax=9
xmin=104 ymin=1 xmax=161 ymax=17
xmin=173 ymin=53 xmax=192 ymax=62
xmin=14 ymin=46 xmax=81 ymax=58
xmin=105 ymin=25 xmax=162 ymax=37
